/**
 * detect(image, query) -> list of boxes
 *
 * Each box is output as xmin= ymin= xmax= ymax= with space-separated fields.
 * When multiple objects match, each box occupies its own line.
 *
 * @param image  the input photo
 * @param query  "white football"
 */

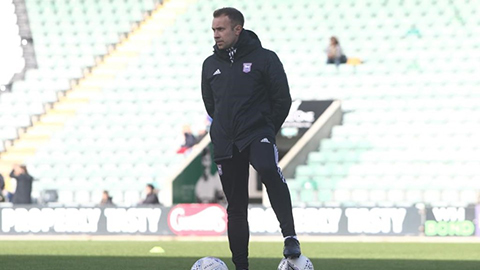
xmin=278 ymin=255 xmax=314 ymax=270
xmin=191 ymin=257 xmax=229 ymax=270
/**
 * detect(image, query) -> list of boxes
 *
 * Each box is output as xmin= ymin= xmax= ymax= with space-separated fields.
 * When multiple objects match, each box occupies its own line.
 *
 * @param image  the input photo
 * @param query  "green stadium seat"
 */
xmin=318 ymin=189 xmax=333 ymax=202
xmin=295 ymin=165 xmax=315 ymax=178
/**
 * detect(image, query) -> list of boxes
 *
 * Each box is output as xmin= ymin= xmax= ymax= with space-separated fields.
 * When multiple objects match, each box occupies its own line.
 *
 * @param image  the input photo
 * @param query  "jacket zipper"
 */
xmin=226 ymin=60 xmax=233 ymax=144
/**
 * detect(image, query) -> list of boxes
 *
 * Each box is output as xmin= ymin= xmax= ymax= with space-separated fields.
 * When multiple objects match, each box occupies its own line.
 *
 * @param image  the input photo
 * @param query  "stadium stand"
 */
xmin=0 ymin=0 xmax=165 ymax=202
xmin=1 ymin=0 xmax=478 ymax=206
xmin=0 ymin=0 xmax=25 ymax=87
xmin=280 ymin=1 xmax=480 ymax=206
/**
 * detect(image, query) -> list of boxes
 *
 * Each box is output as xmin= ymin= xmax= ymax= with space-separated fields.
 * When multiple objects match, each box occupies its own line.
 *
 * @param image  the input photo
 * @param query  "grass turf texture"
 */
xmin=0 ymin=241 xmax=479 ymax=270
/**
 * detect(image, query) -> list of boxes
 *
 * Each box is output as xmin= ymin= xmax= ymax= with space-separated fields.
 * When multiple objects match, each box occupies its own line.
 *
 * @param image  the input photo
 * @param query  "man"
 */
xmin=201 ymin=7 xmax=300 ymax=270
xmin=141 ymin=184 xmax=160 ymax=205
xmin=0 ymin=173 xmax=4 ymax=202
xmin=10 ymin=164 xmax=33 ymax=204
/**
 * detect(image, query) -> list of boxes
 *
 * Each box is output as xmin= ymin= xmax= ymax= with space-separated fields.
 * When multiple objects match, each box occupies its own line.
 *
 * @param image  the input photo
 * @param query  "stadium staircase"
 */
xmin=0 ymin=0 xmax=194 ymax=201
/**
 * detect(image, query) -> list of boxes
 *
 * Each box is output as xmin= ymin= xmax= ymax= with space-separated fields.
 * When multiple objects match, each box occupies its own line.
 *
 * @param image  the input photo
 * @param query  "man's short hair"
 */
xmin=213 ymin=7 xmax=244 ymax=28
xmin=147 ymin=184 xmax=154 ymax=190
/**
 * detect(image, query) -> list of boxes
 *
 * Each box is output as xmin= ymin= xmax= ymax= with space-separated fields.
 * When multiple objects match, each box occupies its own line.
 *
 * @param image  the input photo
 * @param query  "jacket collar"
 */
xmin=213 ymin=29 xmax=262 ymax=62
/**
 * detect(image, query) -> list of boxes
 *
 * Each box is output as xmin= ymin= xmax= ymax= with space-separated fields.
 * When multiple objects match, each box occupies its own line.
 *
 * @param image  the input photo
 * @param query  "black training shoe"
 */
xmin=283 ymin=237 xmax=301 ymax=258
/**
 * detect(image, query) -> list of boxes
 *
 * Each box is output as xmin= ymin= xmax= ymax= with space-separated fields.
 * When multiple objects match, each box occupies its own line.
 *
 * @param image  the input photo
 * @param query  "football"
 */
xmin=278 ymin=255 xmax=314 ymax=270
xmin=191 ymin=257 xmax=229 ymax=270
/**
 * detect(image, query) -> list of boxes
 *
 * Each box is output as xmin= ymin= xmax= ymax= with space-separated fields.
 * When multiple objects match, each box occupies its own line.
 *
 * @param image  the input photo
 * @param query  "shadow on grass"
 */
xmin=0 ymin=255 xmax=479 ymax=270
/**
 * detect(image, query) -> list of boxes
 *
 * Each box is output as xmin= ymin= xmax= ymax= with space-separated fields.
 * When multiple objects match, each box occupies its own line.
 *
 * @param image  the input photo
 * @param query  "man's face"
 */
xmin=13 ymin=165 xmax=22 ymax=175
xmin=212 ymin=15 xmax=241 ymax=50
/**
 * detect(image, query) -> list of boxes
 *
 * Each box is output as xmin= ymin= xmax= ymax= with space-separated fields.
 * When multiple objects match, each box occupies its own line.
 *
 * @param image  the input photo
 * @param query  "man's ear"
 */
xmin=234 ymin=25 xmax=243 ymax=35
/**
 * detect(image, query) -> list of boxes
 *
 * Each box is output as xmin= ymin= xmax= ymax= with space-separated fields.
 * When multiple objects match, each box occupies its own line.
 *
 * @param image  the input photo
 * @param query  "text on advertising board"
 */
xmin=2 ymin=208 xmax=101 ymax=233
xmin=425 ymin=207 xmax=475 ymax=236
xmin=167 ymin=204 xmax=227 ymax=236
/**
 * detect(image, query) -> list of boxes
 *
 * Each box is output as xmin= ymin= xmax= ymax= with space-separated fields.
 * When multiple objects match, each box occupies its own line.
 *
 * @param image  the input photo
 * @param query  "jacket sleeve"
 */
xmin=265 ymin=52 xmax=292 ymax=134
xmin=201 ymin=61 xmax=215 ymax=118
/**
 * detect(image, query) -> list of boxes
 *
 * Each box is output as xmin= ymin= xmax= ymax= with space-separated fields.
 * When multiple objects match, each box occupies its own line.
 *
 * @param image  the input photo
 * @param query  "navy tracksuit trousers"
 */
xmin=216 ymin=137 xmax=296 ymax=269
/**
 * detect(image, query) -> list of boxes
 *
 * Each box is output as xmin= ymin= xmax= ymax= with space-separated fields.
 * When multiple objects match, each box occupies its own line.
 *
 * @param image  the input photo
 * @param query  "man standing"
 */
xmin=201 ymin=7 xmax=300 ymax=270
xmin=0 ymin=173 xmax=5 ymax=202
xmin=10 ymin=164 xmax=33 ymax=204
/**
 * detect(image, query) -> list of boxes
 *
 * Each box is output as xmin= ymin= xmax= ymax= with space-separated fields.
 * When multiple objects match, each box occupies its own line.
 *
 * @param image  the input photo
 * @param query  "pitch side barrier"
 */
xmin=0 ymin=204 xmax=476 ymax=237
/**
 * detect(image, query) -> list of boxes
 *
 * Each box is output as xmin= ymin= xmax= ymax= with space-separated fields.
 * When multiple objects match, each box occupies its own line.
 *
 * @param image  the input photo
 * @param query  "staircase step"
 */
xmin=57 ymin=96 xmax=90 ymax=103
xmin=47 ymin=105 xmax=78 ymax=113
xmin=71 ymin=85 xmax=101 ymax=92
xmin=0 ymin=152 xmax=33 ymax=162
xmin=13 ymin=137 xmax=50 ymax=148
xmin=6 ymin=148 xmax=37 ymax=155
xmin=23 ymin=124 xmax=63 ymax=136
xmin=91 ymin=67 xmax=121 ymax=76
xmin=103 ymin=55 xmax=137 ymax=65
xmin=41 ymin=112 xmax=76 ymax=124
xmin=18 ymin=134 xmax=51 ymax=140
xmin=80 ymin=78 xmax=115 ymax=88
xmin=54 ymin=100 xmax=89 ymax=111
xmin=66 ymin=90 xmax=102 ymax=99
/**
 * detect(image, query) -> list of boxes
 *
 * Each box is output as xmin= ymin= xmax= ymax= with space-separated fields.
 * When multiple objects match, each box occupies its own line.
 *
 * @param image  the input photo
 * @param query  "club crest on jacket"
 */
xmin=243 ymin=63 xmax=252 ymax=73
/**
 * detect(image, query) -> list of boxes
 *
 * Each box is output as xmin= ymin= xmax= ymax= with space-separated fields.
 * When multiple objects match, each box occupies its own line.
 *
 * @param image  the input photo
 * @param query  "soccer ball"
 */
xmin=191 ymin=257 xmax=229 ymax=270
xmin=278 ymin=255 xmax=314 ymax=270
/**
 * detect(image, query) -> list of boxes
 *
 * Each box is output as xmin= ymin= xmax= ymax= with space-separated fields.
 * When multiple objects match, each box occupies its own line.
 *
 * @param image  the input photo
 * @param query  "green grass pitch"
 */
xmin=0 ymin=241 xmax=479 ymax=269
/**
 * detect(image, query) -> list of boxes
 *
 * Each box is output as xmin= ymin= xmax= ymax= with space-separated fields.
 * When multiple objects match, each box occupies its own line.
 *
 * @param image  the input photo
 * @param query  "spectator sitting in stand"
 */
xmin=100 ymin=190 xmax=114 ymax=206
xmin=177 ymin=124 xmax=197 ymax=154
xmin=141 ymin=184 xmax=160 ymax=205
xmin=325 ymin=36 xmax=347 ymax=66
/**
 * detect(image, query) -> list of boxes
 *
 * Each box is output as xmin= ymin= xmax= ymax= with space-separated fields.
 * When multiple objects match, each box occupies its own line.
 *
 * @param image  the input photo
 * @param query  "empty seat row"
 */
xmin=320 ymin=138 xmax=480 ymax=150
xmin=290 ymin=188 xmax=478 ymax=206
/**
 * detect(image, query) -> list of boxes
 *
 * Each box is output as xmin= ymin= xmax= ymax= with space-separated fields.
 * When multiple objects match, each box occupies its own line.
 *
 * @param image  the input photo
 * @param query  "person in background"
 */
xmin=182 ymin=124 xmax=197 ymax=148
xmin=0 ymin=173 xmax=5 ymax=202
xmin=141 ymin=184 xmax=160 ymax=205
xmin=100 ymin=190 xmax=114 ymax=206
xmin=195 ymin=149 xmax=225 ymax=204
xmin=177 ymin=124 xmax=198 ymax=154
xmin=9 ymin=164 xmax=33 ymax=205
xmin=325 ymin=36 xmax=347 ymax=66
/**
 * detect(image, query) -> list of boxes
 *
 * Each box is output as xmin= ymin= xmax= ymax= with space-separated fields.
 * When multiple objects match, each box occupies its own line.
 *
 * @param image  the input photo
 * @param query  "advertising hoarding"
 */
xmin=0 ymin=205 xmax=424 ymax=236
xmin=424 ymin=206 xmax=476 ymax=237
